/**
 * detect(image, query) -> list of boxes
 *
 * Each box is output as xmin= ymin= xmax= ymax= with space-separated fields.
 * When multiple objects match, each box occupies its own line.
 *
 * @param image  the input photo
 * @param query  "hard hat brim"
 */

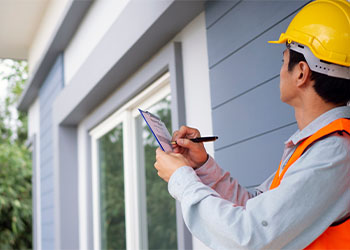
xmin=268 ymin=33 xmax=290 ymax=44
xmin=268 ymin=32 xmax=350 ymax=67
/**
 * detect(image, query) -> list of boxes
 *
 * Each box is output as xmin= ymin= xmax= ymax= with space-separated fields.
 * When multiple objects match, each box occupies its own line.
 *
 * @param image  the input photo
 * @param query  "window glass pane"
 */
xmin=138 ymin=95 xmax=177 ymax=249
xmin=98 ymin=124 xmax=126 ymax=250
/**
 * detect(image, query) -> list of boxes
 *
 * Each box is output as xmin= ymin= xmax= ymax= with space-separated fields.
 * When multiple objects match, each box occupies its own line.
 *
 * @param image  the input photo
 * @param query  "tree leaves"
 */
xmin=0 ymin=59 xmax=32 ymax=249
xmin=143 ymin=97 xmax=177 ymax=250
xmin=0 ymin=141 xmax=32 ymax=249
xmin=98 ymin=96 xmax=177 ymax=250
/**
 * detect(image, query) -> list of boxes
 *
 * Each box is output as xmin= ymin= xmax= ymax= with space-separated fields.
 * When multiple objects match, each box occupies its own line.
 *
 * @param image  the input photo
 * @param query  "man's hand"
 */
xmin=154 ymin=148 xmax=190 ymax=182
xmin=171 ymin=126 xmax=208 ymax=168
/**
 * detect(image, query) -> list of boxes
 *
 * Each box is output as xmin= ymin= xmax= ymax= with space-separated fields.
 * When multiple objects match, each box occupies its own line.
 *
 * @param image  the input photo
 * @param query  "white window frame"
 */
xmin=89 ymin=72 xmax=171 ymax=250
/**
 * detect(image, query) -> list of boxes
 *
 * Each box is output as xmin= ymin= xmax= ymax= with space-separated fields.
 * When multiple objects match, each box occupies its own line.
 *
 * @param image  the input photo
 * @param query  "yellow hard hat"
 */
xmin=269 ymin=0 xmax=350 ymax=67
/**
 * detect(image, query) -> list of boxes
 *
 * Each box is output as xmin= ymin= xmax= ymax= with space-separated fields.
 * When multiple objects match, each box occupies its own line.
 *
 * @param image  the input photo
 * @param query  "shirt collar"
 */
xmin=285 ymin=106 xmax=350 ymax=146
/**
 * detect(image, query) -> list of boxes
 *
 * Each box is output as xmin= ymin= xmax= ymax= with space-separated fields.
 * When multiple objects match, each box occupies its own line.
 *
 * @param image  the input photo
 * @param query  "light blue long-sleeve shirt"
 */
xmin=168 ymin=106 xmax=350 ymax=249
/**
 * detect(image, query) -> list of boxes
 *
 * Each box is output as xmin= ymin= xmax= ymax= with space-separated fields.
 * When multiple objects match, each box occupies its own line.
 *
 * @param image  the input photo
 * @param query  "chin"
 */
xmin=280 ymin=95 xmax=290 ymax=105
xmin=280 ymin=94 xmax=286 ymax=103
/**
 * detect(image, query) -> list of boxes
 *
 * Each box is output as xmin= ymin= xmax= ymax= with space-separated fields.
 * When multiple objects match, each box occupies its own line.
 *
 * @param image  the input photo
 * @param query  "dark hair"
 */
xmin=288 ymin=49 xmax=350 ymax=106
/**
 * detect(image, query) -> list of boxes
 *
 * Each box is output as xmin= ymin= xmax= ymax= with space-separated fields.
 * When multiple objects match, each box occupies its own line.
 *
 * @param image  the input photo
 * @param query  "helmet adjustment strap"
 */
xmin=289 ymin=42 xmax=350 ymax=80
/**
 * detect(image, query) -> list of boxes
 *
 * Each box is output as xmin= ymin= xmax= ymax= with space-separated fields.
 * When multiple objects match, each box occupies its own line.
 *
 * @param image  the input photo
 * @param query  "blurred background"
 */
xmin=0 ymin=59 xmax=32 ymax=248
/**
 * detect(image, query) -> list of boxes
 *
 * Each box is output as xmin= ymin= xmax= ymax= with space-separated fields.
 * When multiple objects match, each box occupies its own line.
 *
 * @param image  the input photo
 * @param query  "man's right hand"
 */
xmin=171 ymin=126 xmax=208 ymax=169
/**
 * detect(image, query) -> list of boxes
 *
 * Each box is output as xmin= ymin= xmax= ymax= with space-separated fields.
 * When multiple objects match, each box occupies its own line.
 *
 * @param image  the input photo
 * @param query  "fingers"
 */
xmin=156 ymin=147 xmax=162 ymax=154
xmin=156 ymin=148 xmax=166 ymax=167
xmin=176 ymin=138 xmax=196 ymax=149
xmin=154 ymin=149 xmax=183 ymax=183
xmin=154 ymin=161 xmax=160 ymax=171
xmin=172 ymin=126 xmax=201 ymax=153
xmin=172 ymin=142 xmax=184 ymax=154
xmin=156 ymin=147 xmax=174 ymax=163
xmin=181 ymin=125 xmax=200 ymax=137
xmin=154 ymin=152 xmax=162 ymax=172
xmin=156 ymin=147 xmax=165 ymax=158
xmin=154 ymin=162 xmax=164 ymax=180
xmin=172 ymin=126 xmax=201 ymax=142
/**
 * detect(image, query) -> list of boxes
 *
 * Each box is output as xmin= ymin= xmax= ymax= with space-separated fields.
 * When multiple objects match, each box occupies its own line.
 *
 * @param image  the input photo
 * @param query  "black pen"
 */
xmin=171 ymin=136 xmax=218 ymax=144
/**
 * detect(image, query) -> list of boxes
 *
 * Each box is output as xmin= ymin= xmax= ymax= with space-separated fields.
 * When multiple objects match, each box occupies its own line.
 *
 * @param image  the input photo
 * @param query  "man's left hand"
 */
xmin=154 ymin=147 xmax=190 ymax=182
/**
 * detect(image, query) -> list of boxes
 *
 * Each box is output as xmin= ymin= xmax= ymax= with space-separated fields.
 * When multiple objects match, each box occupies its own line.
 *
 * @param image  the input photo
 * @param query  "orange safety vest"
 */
xmin=269 ymin=118 xmax=350 ymax=249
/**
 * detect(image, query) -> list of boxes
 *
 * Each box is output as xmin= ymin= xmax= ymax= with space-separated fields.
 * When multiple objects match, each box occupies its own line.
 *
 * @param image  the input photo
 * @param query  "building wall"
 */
xmin=173 ymin=13 xmax=213 ymax=250
xmin=28 ymin=99 xmax=41 ymax=250
xmin=27 ymin=0 xmax=320 ymax=248
xmin=39 ymin=54 xmax=64 ymax=250
xmin=205 ymin=0 xmax=308 ymax=187
xmin=64 ymin=0 xmax=129 ymax=85
xmin=28 ymin=0 xmax=70 ymax=73
xmin=76 ymin=11 xmax=213 ymax=250
xmin=174 ymin=12 xmax=214 ymax=156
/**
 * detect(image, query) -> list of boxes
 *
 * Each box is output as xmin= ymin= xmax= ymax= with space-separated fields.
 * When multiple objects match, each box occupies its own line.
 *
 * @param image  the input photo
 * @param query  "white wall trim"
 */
xmin=90 ymin=73 xmax=170 ymax=250
xmin=77 ymin=120 xmax=88 ymax=250
xmin=64 ymin=0 xmax=130 ymax=85
xmin=173 ymin=12 xmax=213 ymax=250
xmin=28 ymin=98 xmax=42 ymax=250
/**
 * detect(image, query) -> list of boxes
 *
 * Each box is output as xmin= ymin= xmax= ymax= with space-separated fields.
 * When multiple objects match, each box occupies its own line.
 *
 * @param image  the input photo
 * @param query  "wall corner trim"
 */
xmin=17 ymin=0 xmax=92 ymax=112
xmin=52 ymin=0 xmax=205 ymax=126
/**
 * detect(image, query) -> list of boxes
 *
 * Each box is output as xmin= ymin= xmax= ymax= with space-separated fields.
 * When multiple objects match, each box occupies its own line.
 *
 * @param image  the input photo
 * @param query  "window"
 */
xmin=90 ymin=72 xmax=177 ymax=250
xmin=135 ymin=95 xmax=177 ymax=250
xmin=99 ymin=124 xmax=126 ymax=249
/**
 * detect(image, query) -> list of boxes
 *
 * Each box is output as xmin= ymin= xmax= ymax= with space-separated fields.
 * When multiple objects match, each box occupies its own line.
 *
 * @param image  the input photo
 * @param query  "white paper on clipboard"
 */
xmin=138 ymin=109 xmax=173 ymax=152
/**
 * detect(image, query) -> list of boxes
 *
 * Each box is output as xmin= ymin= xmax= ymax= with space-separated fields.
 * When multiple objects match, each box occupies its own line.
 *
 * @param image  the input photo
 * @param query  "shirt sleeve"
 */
xmin=168 ymin=135 xmax=350 ymax=249
xmin=194 ymin=155 xmax=256 ymax=205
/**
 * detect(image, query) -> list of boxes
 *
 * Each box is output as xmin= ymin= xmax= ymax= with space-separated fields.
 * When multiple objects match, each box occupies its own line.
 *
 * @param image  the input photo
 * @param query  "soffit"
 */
xmin=0 ymin=0 xmax=49 ymax=60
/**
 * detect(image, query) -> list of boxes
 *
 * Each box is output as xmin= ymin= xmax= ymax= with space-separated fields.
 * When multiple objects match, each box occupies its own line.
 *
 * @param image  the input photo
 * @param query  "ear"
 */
xmin=295 ymin=61 xmax=311 ymax=88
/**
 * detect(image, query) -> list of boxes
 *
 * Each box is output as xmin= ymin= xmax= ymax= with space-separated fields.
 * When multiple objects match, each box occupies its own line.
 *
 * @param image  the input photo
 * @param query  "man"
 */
xmin=154 ymin=0 xmax=350 ymax=249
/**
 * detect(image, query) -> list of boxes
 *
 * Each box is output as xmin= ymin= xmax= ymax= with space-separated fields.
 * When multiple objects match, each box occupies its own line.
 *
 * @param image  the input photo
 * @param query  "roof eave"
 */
xmin=17 ymin=0 xmax=93 ymax=112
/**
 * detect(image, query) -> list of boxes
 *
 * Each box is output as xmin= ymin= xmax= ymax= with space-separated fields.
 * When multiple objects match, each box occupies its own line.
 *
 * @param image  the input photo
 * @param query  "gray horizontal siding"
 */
xmin=212 ymin=77 xmax=296 ymax=151
xmin=209 ymin=14 xmax=296 ymax=109
xmin=205 ymin=0 xmax=308 ymax=187
xmin=205 ymin=0 xmax=240 ymax=28
xmin=207 ymin=0 xmax=308 ymax=68
xmin=39 ymin=54 xmax=64 ymax=250
xmin=215 ymin=124 xmax=297 ymax=187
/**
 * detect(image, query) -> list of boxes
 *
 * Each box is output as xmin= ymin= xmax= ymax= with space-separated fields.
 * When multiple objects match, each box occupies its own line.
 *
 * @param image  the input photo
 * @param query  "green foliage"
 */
xmin=97 ymin=96 xmax=177 ymax=250
xmin=0 ymin=142 xmax=32 ymax=249
xmin=99 ymin=124 xmax=126 ymax=250
xmin=143 ymin=99 xmax=177 ymax=250
xmin=0 ymin=59 xmax=32 ymax=249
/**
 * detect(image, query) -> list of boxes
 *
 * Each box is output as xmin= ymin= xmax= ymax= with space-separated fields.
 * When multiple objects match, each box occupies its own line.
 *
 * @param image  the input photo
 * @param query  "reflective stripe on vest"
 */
xmin=269 ymin=118 xmax=350 ymax=249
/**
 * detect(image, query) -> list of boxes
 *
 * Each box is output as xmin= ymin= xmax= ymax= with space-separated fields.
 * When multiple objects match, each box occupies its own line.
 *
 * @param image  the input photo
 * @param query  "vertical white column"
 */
xmin=91 ymin=138 xmax=101 ymax=250
xmin=28 ymin=99 xmax=41 ymax=250
xmin=78 ymin=121 xmax=88 ymax=250
xmin=123 ymin=111 xmax=141 ymax=250
xmin=176 ymin=12 xmax=213 ymax=250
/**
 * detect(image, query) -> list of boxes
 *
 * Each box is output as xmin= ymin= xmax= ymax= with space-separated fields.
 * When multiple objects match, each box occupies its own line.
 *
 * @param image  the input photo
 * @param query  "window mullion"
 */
xmin=91 ymin=138 xmax=102 ymax=250
xmin=123 ymin=111 xmax=141 ymax=250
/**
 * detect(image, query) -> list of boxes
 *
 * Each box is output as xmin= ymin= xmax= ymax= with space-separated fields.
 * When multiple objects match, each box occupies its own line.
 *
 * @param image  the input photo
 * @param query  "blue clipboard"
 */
xmin=138 ymin=109 xmax=173 ymax=152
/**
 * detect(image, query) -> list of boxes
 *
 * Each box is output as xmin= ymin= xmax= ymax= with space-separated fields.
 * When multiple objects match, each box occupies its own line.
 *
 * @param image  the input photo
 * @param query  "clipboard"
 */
xmin=138 ymin=109 xmax=173 ymax=152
